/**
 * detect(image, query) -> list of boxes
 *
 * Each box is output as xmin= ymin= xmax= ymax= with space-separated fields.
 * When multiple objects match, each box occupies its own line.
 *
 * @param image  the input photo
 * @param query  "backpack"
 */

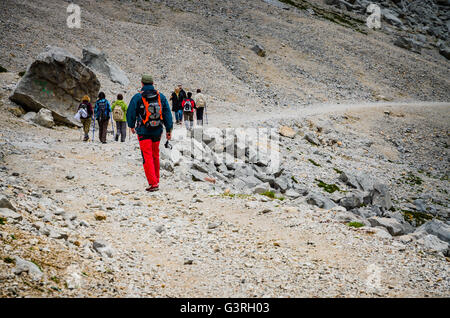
xmin=196 ymin=95 xmax=206 ymax=108
xmin=183 ymin=99 xmax=193 ymax=112
xmin=96 ymin=99 xmax=109 ymax=121
xmin=112 ymin=102 xmax=124 ymax=121
xmin=79 ymin=103 xmax=89 ymax=119
xmin=139 ymin=90 xmax=163 ymax=128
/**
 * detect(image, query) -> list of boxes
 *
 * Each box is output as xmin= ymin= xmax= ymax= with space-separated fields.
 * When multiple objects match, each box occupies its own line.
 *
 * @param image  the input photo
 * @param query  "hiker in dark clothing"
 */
xmin=127 ymin=75 xmax=173 ymax=192
xmin=94 ymin=92 xmax=112 ymax=144
xmin=169 ymin=84 xmax=186 ymax=125
xmin=78 ymin=95 xmax=94 ymax=141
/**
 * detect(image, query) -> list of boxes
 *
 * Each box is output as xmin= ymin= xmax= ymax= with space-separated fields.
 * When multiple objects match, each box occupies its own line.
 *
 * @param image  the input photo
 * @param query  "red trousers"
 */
xmin=138 ymin=136 xmax=160 ymax=187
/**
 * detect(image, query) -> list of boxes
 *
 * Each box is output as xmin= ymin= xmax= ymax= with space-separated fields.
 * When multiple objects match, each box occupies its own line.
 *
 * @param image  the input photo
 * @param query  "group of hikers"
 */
xmin=75 ymin=75 xmax=206 ymax=192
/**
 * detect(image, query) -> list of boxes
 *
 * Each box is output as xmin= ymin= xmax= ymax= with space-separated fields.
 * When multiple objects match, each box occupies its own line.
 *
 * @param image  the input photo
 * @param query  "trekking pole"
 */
xmin=205 ymin=105 xmax=208 ymax=126
xmin=92 ymin=116 xmax=95 ymax=143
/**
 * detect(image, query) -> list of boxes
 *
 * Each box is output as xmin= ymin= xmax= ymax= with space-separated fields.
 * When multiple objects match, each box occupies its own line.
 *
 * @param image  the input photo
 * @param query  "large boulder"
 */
xmin=368 ymin=217 xmax=413 ymax=236
xmin=10 ymin=46 xmax=100 ymax=126
xmin=416 ymin=219 xmax=450 ymax=243
xmin=82 ymin=47 xmax=129 ymax=86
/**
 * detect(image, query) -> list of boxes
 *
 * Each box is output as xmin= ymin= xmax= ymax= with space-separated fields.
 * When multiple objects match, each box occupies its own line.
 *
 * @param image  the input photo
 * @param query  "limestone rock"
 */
xmin=10 ymin=46 xmax=100 ymax=126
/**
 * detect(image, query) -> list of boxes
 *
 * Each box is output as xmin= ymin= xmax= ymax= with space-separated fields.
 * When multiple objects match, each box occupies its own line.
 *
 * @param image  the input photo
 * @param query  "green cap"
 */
xmin=141 ymin=74 xmax=153 ymax=84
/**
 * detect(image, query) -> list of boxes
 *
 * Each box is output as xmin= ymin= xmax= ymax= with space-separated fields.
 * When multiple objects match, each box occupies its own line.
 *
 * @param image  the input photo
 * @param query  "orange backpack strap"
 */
xmin=141 ymin=90 xmax=163 ymax=125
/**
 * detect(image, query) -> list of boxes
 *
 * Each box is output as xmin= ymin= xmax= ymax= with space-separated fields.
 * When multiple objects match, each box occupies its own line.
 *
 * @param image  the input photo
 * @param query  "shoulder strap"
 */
xmin=141 ymin=90 xmax=163 ymax=125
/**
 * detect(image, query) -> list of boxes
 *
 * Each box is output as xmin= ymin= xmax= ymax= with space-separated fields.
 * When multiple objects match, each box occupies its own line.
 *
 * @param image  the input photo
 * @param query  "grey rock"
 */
xmin=439 ymin=45 xmax=450 ymax=60
xmin=370 ymin=183 xmax=393 ymax=210
xmin=304 ymin=132 xmax=320 ymax=146
xmin=155 ymin=225 xmax=165 ymax=234
xmin=191 ymin=170 xmax=208 ymax=182
xmin=418 ymin=234 xmax=449 ymax=255
xmin=241 ymin=175 xmax=262 ymax=189
xmin=394 ymin=37 xmax=421 ymax=54
xmin=33 ymin=108 xmax=54 ymax=128
xmin=0 ymin=195 xmax=16 ymax=211
xmin=23 ymin=112 xmax=37 ymax=122
xmin=13 ymin=256 xmax=43 ymax=281
xmin=368 ymin=217 xmax=412 ymax=236
xmin=253 ymin=182 xmax=271 ymax=194
xmin=207 ymin=222 xmax=221 ymax=229
xmin=285 ymin=189 xmax=301 ymax=199
xmin=0 ymin=208 xmax=22 ymax=223
xmin=10 ymin=46 xmax=100 ymax=127
xmin=416 ymin=219 xmax=450 ymax=243
xmin=82 ymin=46 xmax=129 ymax=86
xmin=339 ymin=191 xmax=363 ymax=210
xmin=92 ymin=240 xmax=114 ymax=258
xmin=251 ymin=44 xmax=266 ymax=57
xmin=273 ymin=176 xmax=290 ymax=193
xmin=306 ymin=192 xmax=337 ymax=210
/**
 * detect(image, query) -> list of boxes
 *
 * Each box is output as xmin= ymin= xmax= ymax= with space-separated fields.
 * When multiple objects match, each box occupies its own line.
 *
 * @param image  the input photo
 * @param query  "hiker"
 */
xmin=194 ymin=88 xmax=206 ymax=126
xmin=182 ymin=91 xmax=196 ymax=130
xmin=169 ymin=84 xmax=186 ymax=125
xmin=94 ymin=92 xmax=112 ymax=144
xmin=126 ymin=75 xmax=173 ymax=192
xmin=112 ymin=93 xmax=128 ymax=142
xmin=77 ymin=95 xmax=93 ymax=141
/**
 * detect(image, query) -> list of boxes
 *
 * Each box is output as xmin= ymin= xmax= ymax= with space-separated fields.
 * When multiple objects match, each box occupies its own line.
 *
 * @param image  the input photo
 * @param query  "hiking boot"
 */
xmin=146 ymin=185 xmax=159 ymax=192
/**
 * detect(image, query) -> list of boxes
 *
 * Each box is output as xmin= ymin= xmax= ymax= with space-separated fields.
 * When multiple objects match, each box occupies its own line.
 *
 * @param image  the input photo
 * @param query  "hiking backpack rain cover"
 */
xmin=183 ymin=99 xmax=193 ymax=112
xmin=139 ymin=90 xmax=163 ymax=128
xmin=97 ymin=100 xmax=109 ymax=121
xmin=112 ymin=103 xmax=124 ymax=121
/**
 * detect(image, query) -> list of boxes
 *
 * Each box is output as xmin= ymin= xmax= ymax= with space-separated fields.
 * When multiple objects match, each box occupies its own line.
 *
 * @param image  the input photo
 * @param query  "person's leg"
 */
xmin=115 ymin=121 xmax=119 ymax=141
xmin=120 ymin=122 xmax=127 ymax=142
xmin=151 ymin=140 xmax=161 ymax=185
xmin=97 ymin=120 xmax=103 ymax=142
xmin=177 ymin=110 xmax=182 ymax=124
xmin=189 ymin=112 xmax=194 ymax=130
xmin=184 ymin=112 xmax=189 ymax=129
xmin=101 ymin=120 xmax=108 ymax=142
xmin=138 ymin=137 xmax=158 ymax=187
xmin=197 ymin=108 xmax=204 ymax=126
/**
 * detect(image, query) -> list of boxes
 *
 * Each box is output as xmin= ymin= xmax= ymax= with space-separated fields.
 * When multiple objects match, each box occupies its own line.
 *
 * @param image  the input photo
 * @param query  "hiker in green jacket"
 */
xmin=112 ymin=94 xmax=128 ymax=142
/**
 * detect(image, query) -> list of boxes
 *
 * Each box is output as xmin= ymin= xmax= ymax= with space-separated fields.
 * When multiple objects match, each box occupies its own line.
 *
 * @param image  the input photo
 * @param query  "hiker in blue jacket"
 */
xmin=127 ymin=75 xmax=173 ymax=192
xmin=94 ymin=92 xmax=112 ymax=144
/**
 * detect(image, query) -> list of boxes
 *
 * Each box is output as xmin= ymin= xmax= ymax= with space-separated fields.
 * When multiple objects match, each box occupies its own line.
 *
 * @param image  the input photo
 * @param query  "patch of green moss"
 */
xmin=401 ymin=210 xmax=433 ymax=227
xmin=0 ymin=217 xmax=6 ymax=225
xmin=333 ymin=167 xmax=343 ymax=174
xmin=260 ymin=191 xmax=276 ymax=199
xmin=404 ymin=173 xmax=423 ymax=185
xmin=316 ymin=179 xmax=340 ymax=193
xmin=308 ymin=159 xmax=321 ymax=167
xmin=10 ymin=234 xmax=16 ymax=240
xmin=347 ymin=222 xmax=364 ymax=228
xmin=4 ymin=257 xmax=15 ymax=264
xmin=50 ymin=276 xmax=60 ymax=283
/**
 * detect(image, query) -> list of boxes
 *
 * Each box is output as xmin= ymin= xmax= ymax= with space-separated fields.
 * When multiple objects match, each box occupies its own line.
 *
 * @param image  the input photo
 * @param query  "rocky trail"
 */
xmin=0 ymin=90 xmax=449 ymax=296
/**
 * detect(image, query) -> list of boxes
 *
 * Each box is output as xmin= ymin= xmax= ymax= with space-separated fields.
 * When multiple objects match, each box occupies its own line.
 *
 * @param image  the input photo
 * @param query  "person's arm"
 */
xmin=161 ymin=94 xmax=173 ymax=138
xmin=88 ymin=103 xmax=94 ymax=116
xmin=126 ymin=95 xmax=138 ymax=132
